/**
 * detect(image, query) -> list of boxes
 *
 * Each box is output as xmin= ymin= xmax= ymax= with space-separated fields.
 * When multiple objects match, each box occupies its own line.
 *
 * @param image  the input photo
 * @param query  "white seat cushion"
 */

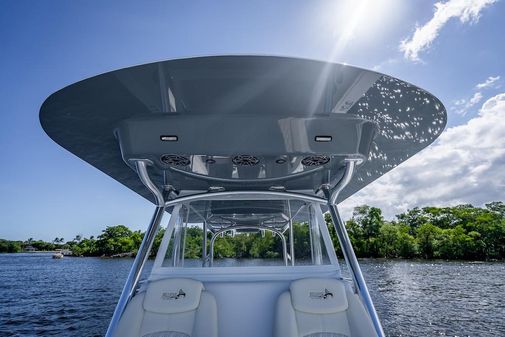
xmin=114 ymin=278 xmax=217 ymax=337
xmin=290 ymin=278 xmax=348 ymax=314
xmin=144 ymin=278 xmax=204 ymax=314
xmin=275 ymin=278 xmax=379 ymax=337
xmin=274 ymin=278 xmax=351 ymax=337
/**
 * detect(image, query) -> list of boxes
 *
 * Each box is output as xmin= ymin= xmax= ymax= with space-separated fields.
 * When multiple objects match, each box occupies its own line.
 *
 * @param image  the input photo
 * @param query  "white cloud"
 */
xmin=452 ymin=92 xmax=483 ymax=115
xmin=340 ymin=92 xmax=505 ymax=220
xmin=452 ymin=75 xmax=500 ymax=115
xmin=476 ymin=75 xmax=501 ymax=89
xmin=469 ymin=91 xmax=483 ymax=105
xmin=400 ymin=0 xmax=496 ymax=61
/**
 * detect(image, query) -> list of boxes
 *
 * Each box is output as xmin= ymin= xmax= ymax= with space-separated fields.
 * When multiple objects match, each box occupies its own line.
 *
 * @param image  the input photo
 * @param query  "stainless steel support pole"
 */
xmin=309 ymin=204 xmax=323 ymax=265
xmin=327 ymin=204 xmax=385 ymax=337
xmin=106 ymin=159 xmax=166 ymax=337
xmin=180 ymin=208 xmax=190 ymax=266
xmin=105 ymin=206 xmax=165 ymax=337
xmin=323 ymin=159 xmax=385 ymax=337
xmin=287 ymin=200 xmax=295 ymax=266
xmin=134 ymin=160 xmax=165 ymax=206
xmin=202 ymin=220 xmax=208 ymax=267
xmin=308 ymin=205 xmax=315 ymax=264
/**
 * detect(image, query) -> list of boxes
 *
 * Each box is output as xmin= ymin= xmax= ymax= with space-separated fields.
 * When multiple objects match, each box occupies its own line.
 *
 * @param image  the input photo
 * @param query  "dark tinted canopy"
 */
xmin=40 ymin=55 xmax=446 ymax=204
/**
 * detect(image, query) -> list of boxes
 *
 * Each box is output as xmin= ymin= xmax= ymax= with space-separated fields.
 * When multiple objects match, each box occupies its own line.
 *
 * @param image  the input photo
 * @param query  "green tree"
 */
xmin=437 ymin=225 xmax=474 ymax=259
xmin=293 ymin=223 xmax=311 ymax=260
xmin=151 ymin=228 xmax=166 ymax=257
xmin=396 ymin=207 xmax=429 ymax=234
xmin=378 ymin=223 xmax=401 ymax=258
xmin=250 ymin=231 xmax=279 ymax=258
xmin=130 ymin=230 xmax=143 ymax=253
xmin=0 ymin=240 xmax=22 ymax=253
xmin=345 ymin=218 xmax=366 ymax=257
xmin=96 ymin=225 xmax=134 ymax=256
xmin=351 ymin=206 xmax=384 ymax=257
xmin=397 ymin=226 xmax=417 ymax=258
xmin=213 ymin=235 xmax=235 ymax=258
xmin=416 ymin=223 xmax=442 ymax=259
xmin=184 ymin=227 xmax=203 ymax=259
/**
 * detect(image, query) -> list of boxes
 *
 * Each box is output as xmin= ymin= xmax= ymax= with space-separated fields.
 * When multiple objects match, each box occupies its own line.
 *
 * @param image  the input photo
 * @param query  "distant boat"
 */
xmin=52 ymin=249 xmax=64 ymax=259
xmin=61 ymin=249 xmax=72 ymax=256
xmin=24 ymin=245 xmax=36 ymax=252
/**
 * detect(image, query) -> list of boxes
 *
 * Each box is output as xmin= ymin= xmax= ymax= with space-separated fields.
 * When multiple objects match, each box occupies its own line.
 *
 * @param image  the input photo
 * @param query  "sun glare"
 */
xmin=317 ymin=0 xmax=405 ymax=60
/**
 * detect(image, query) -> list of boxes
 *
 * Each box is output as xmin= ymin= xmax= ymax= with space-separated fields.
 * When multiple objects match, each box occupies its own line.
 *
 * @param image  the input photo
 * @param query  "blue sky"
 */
xmin=0 ymin=0 xmax=504 ymax=241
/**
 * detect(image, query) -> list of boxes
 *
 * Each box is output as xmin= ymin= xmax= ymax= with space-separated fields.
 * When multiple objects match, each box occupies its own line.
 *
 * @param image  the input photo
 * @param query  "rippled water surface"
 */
xmin=0 ymin=254 xmax=503 ymax=337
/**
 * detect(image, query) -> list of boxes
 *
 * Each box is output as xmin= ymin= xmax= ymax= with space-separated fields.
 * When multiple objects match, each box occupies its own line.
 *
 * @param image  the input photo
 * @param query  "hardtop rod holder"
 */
xmin=322 ymin=159 xmax=386 ymax=337
xmin=105 ymin=159 xmax=166 ymax=337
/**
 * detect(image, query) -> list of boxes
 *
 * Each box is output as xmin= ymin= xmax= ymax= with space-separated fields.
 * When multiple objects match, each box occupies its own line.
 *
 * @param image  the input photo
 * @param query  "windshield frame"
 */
xmin=152 ymin=191 xmax=339 ymax=274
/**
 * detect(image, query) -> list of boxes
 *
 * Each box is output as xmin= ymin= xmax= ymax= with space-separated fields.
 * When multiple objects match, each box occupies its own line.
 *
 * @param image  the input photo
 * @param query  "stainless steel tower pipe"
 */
xmin=323 ymin=159 xmax=386 ymax=337
xmin=105 ymin=160 xmax=165 ymax=337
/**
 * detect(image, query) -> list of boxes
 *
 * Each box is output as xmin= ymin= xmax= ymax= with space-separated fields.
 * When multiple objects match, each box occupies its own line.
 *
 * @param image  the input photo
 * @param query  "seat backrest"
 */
xmin=274 ymin=278 xmax=352 ymax=337
xmin=114 ymin=278 xmax=218 ymax=337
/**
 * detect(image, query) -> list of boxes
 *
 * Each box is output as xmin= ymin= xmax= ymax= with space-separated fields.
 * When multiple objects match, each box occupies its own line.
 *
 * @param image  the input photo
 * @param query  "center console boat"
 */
xmin=40 ymin=55 xmax=446 ymax=337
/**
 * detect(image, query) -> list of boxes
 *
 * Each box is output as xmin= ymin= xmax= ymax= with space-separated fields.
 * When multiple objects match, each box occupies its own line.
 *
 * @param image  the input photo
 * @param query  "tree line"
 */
xmin=327 ymin=201 xmax=505 ymax=260
xmin=1 ymin=202 xmax=504 ymax=260
xmin=0 ymin=226 xmax=164 ymax=257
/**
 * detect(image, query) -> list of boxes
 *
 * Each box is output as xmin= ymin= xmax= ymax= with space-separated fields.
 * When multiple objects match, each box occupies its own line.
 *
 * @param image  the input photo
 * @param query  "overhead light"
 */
xmin=315 ymin=136 xmax=332 ymax=142
xmin=209 ymin=186 xmax=225 ymax=192
xmin=160 ymin=135 xmax=178 ymax=141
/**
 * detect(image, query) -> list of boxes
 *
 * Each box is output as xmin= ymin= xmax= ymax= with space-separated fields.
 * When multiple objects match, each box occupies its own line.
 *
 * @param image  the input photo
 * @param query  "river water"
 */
xmin=0 ymin=253 xmax=503 ymax=337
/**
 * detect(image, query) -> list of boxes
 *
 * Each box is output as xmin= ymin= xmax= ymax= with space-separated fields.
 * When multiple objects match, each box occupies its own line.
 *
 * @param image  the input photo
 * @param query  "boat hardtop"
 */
xmin=40 ymin=55 xmax=446 ymax=337
xmin=40 ymin=55 xmax=445 ymax=203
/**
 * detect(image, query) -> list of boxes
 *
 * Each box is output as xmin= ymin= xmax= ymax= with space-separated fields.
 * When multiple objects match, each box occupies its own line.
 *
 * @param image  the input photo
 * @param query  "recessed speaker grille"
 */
xmin=301 ymin=155 xmax=330 ymax=167
xmin=160 ymin=154 xmax=190 ymax=166
xmin=232 ymin=155 xmax=259 ymax=166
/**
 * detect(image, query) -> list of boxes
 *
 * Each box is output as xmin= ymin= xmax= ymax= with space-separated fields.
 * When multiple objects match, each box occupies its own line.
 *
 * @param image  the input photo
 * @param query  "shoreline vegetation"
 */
xmin=1 ymin=202 xmax=504 ymax=261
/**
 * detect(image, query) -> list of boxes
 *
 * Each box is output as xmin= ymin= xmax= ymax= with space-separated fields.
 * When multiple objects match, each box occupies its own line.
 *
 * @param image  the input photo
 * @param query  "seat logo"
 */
xmin=309 ymin=288 xmax=334 ymax=300
xmin=161 ymin=289 xmax=186 ymax=300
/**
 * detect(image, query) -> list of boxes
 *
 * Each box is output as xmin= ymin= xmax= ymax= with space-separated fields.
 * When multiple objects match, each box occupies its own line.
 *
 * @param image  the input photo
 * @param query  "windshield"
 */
xmin=156 ymin=198 xmax=335 ymax=268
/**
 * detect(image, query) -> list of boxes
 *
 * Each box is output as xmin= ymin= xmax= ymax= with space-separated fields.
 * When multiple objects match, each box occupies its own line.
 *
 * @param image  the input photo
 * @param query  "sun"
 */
xmin=316 ymin=0 xmax=406 ymax=60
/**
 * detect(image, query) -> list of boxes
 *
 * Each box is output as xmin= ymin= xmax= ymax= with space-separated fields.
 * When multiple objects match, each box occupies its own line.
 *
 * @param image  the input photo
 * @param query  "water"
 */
xmin=0 ymin=254 xmax=504 ymax=337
